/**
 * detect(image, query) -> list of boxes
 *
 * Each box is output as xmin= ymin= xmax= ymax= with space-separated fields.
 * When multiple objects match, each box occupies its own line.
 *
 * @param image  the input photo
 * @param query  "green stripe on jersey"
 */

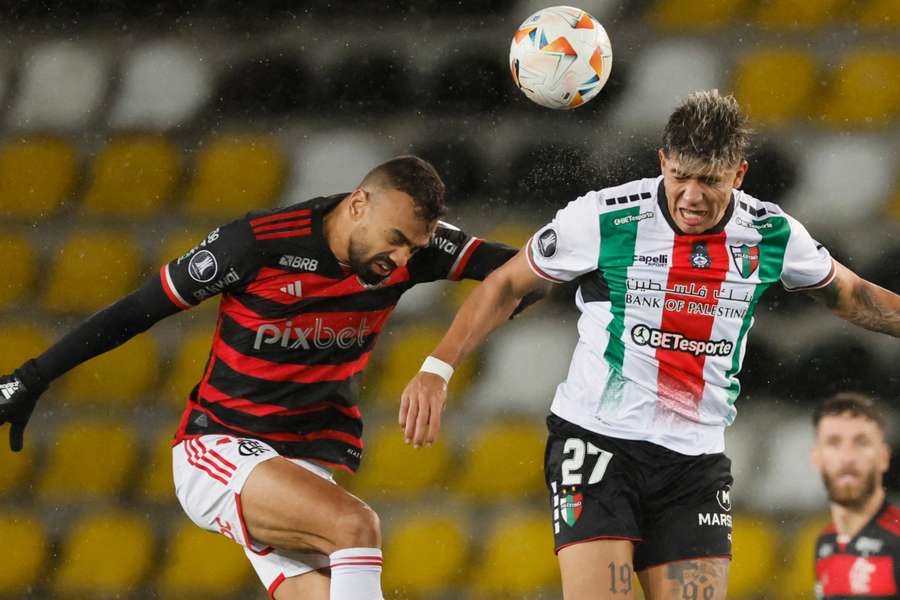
xmin=725 ymin=216 xmax=791 ymax=410
xmin=598 ymin=207 xmax=640 ymax=370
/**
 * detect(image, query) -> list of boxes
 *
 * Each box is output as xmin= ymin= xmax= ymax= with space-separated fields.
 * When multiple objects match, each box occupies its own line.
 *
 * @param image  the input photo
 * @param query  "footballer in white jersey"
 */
xmin=401 ymin=91 xmax=900 ymax=600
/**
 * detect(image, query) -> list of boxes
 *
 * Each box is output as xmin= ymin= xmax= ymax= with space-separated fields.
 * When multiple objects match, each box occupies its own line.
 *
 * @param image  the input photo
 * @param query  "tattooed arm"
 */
xmin=807 ymin=261 xmax=900 ymax=337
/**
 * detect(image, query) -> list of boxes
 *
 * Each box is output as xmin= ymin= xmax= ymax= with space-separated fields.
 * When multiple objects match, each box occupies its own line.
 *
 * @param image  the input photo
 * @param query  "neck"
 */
xmin=323 ymin=194 xmax=353 ymax=264
xmin=831 ymin=486 xmax=885 ymax=539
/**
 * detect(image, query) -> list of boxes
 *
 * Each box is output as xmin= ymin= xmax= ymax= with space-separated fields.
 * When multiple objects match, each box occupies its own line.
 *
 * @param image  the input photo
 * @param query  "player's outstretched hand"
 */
xmin=399 ymin=372 xmax=447 ymax=448
xmin=0 ymin=361 xmax=47 ymax=452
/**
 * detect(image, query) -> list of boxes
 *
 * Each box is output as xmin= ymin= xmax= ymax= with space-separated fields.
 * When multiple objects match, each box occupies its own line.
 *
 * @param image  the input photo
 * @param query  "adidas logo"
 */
xmin=280 ymin=281 xmax=302 ymax=298
xmin=0 ymin=380 xmax=21 ymax=400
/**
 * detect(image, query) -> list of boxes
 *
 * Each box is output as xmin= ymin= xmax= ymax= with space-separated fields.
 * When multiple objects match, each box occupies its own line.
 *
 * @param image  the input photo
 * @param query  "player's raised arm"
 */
xmin=399 ymin=248 xmax=549 ymax=447
xmin=808 ymin=260 xmax=900 ymax=337
xmin=0 ymin=220 xmax=259 ymax=452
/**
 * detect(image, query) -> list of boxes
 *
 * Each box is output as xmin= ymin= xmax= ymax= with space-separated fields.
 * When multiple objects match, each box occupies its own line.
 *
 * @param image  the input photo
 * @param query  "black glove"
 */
xmin=0 ymin=360 xmax=47 ymax=452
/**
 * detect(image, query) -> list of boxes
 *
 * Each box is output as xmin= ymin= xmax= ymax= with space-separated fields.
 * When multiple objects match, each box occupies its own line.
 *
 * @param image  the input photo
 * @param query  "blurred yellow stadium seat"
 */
xmin=156 ymin=522 xmax=253 ymax=597
xmin=648 ymin=0 xmax=749 ymax=30
xmin=371 ymin=324 xmax=475 ymax=409
xmin=383 ymin=514 xmax=468 ymax=597
xmin=0 ymin=233 xmax=36 ymax=309
xmin=858 ymin=0 xmax=900 ymax=28
xmin=734 ymin=50 xmax=817 ymax=126
xmin=157 ymin=227 xmax=214 ymax=266
xmin=52 ymin=511 xmax=154 ymax=598
xmin=820 ymin=50 xmax=900 ymax=126
xmin=162 ymin=327 xmax=214 ymax=409
xmin=0 ymin=512 xmax=48 ymax=597
xmin=138 ymin=428 xmax=178 ymax=504
xmin=0 ymin=137 xmax=76 ymax=219
xmin=777 ymin=513 xmax=832 ymax=600
xmin=82 ymin=135 xmax=178 ymax=219
xmin=729 ymin=514 xmax=778 ymax=600
xmin=59 ymin=333 xmax=158 ymax=406
xmin=0 ymin=443 xmax=35 ymax=497
xmin=42 ymin=231 xmax=143 ymax=313
xmin=37 ymin=420 xmax=138 ymax=502
xmin=352 ymin=426 xmax=451 ymax=499
xmin=0 ymin=323 xmax=51 ymax=373
xmin=885 ymin=187 xmax=900 ymax=221
xmin=183 ymin=135 xmax=284 ymax=219
xmin=454 ymin=421 xmax=546 ymax=501
xmin=752 ymin=0 xmax=849 ymax=28
xmin=471 ymin=511 xmax=557 ymax=597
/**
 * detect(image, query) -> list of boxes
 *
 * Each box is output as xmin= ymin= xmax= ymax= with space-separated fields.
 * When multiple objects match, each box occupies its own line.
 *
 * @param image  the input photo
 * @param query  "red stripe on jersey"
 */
xmin=202 ymin=383 xmax=362 ymax=420
xmin=252 ymin=218 xmax=312 ymax=234
xmin=212 ymin=337 xmax=372 ymax=383
xmin=655 ymin=233 xmax=729 ymax=416
xmin=255 ymin=228 xmax=312 ymax=241
xmin=878 ymin=505 xmax=900 ymax=536
xmin=268 ymin=573 xmax=286 ymax=599
xmin=525 ymin=241 xmax=565 ymax=283
xmin=822 ymin=524 xmax=837 ymax=536
xmin=249 ymin=209 xmax=312 ymax=227
xmin=159 ymin=266 xmax=192 ymax=310
xmin=449 ymin=237 xmax=483 ymax=280
xmin=249 ymin=266 xmax=412 ymax=299
xmin=817 ymin=554 xmax=897 ymax=596
xmin=187 ymin=402 xmax=363 ymax=447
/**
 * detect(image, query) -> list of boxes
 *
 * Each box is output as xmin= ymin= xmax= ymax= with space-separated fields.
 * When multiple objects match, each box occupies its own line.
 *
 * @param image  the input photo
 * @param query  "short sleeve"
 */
xmin=408 ymin=221 xmax=516 ymax=284
xmin=525 ymin=192 xmax=600 ymax=283
xmin=781 ymin=215 xmax=836 ymax=292
xmin=159 ymin=218 xmax=261 ymax=309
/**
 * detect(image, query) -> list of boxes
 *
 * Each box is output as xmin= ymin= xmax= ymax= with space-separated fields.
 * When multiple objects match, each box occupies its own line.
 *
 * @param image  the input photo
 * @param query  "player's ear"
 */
xmin=732 ymin=160 xmax=749 ymax=189
xmin=810 ymin=444 xmax=823 ymax=472
xmin=878 ymin=440 xmax=891 ymax=474
xmin=348 ymin=189 xmax=370 ymax=222
xmin=657 ymin=149 xmax=667 ymax=173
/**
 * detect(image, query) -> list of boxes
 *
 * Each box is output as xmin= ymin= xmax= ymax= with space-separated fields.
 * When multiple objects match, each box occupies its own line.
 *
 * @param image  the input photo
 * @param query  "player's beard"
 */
xmin=821 ymin=468 xmax=879 ymax=510
xmin=348 ymin=234 xmax=395 ymax=286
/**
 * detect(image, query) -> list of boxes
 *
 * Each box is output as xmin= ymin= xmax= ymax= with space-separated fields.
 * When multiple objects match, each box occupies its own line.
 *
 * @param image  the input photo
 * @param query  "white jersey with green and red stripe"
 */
xmin=526 ymin=176 xmax=835 ymax=455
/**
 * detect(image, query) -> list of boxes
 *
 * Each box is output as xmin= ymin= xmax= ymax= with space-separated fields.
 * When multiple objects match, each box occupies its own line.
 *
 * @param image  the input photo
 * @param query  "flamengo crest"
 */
xmin=729 ymin=244 xmax=760 ymax=279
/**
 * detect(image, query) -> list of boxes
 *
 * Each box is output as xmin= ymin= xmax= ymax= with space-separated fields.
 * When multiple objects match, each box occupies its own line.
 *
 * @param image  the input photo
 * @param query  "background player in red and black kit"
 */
xmin=0 ymin=156 xmax=528 ymax=600
xmin=812 ymin=393 xmax=900 ymax=599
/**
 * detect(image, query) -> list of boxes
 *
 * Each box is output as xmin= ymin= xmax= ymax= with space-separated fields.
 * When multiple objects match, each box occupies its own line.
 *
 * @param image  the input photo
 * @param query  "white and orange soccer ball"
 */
xmin=509 ymin=5 xmax=613 ymax=110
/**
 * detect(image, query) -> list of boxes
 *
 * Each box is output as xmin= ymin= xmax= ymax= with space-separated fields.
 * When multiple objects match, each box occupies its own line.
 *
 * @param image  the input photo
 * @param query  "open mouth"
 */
xmin=679 ymin=208 xmax=708 ymax=226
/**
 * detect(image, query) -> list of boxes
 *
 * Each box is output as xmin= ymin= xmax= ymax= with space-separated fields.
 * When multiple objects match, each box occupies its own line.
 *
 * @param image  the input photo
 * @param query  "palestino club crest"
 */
xmin=560 ymin=487 xmax=583 ymax=527
xmin=729 ymin=244 xmax=760 ymax=279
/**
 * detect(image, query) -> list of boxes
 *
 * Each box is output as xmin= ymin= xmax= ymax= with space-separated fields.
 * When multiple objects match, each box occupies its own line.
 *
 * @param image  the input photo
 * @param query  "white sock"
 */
xmin=329 ymin=547 xmax=384 ymax=600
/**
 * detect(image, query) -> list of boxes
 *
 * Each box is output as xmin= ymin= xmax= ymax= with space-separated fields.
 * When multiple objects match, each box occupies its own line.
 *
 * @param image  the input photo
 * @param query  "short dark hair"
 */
xmin=662 ymin=90 xmax=752 ymax=173
xmin=813 ymin=392 xmax=886 ymax=432
xmin=360 ymin=155 xmax=447 ymax=222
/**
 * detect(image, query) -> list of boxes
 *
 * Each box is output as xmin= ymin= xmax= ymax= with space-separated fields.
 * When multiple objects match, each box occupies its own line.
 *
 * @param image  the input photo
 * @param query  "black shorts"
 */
xmin=544 ymin=414 xmax=733 ymax=571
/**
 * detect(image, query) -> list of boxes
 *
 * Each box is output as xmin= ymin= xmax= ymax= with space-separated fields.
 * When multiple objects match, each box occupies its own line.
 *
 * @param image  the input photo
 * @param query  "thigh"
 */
xmin=240 ymin=454 xmax=375 ymax=554
xmin=272 ymin=569 xmax=331 ymax=600
xmin=559 ymin=540 xmax=636 ymax=600
xmin=638 ymin=558 xmax=729 ymax=600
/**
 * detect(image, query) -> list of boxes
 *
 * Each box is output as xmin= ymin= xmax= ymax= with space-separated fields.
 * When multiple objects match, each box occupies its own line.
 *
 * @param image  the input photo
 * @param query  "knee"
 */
xmin=330 ymin=501 xmax=381 ymax=551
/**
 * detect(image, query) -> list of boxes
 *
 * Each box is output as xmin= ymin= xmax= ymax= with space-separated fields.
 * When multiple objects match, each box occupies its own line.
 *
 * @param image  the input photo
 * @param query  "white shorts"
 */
xmin=172 ymin=435 xmax=333 ymax=597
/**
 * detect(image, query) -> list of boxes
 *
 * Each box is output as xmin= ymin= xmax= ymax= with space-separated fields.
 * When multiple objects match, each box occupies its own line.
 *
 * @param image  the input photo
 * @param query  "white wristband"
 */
xmin=420 ymin=356 xmax=454 ymax=384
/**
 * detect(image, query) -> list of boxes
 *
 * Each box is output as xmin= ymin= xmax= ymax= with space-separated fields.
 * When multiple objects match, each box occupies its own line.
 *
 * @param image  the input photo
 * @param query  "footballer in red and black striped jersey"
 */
xmin=161 ymin=193 xmax=516 ymax=472
xmin=812 ymin=394 xmax=898 ymax=599
xmin=815 ymin=502 xmax=900 ymax=599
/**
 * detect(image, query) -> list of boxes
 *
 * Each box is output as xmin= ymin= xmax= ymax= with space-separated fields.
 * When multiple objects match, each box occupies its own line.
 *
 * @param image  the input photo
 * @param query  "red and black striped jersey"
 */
xmin=815 ymin=502 xmax=900 ymax=599
xmin=160 ymin=194 xmax=515 ymax=472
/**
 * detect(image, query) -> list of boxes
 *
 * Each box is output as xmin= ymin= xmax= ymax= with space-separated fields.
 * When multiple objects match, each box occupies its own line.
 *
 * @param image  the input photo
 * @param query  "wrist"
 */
xmin=15 ymin=360 xmax=47 ymax=395
xmin=420 ymin=356 xmax=454 ymax=384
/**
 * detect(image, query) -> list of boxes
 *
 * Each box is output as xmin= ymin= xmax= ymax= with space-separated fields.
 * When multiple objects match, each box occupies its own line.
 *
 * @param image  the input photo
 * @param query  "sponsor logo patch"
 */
xmin=717 ymin=486 xmax=732 ymax=512
xmin=614 ymin=211 xmax=654 ymax=226
xmin=538 ymin=228 xmax=558 ymax=258
xmin=560 ymin=491 xmax=583 ymax=527
xmin=633 ymin=253 xmax=668 ymax=267
xmin=279 ymin=255 xmax=319 ymax=271
xmin=238 ymin=439 xmax=270 ymax=457
xmin=188 ymin=250 xmax=218 ymax=283
xmin=631 ymin=324 xmax=733 ymax=357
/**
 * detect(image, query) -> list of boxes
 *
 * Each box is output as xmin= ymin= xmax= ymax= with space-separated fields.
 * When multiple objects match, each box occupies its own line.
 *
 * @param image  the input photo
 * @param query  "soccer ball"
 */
xmin=509 ymin=6 xmax=613 ymax=110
